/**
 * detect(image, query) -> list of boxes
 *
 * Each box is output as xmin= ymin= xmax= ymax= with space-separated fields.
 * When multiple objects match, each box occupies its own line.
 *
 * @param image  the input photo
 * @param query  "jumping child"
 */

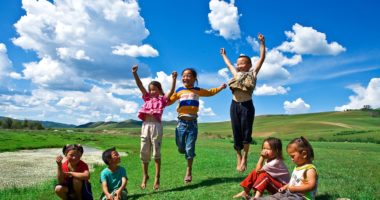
xmin=169 ymin=68 xmax=226 ymax=183
xmin=132 ymin=65 xmax=177 ymax=190
xmin=220 ymin=33 xmax=266 ymax=172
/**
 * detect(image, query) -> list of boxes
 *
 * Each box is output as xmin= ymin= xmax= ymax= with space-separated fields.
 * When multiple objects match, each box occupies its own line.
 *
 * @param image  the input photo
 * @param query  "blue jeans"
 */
xmin=175 ymin=119 xmax=198 ymax=160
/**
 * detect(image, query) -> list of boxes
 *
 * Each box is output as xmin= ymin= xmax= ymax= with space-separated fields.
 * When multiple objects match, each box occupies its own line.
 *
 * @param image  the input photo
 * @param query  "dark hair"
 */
xmin=148 ymin=81 xmax=164 ymax=96
xmin=182 ymin=68 xmax=198 ymax=86
xmin=287 ymin=136 xmax=314 ymax=161
xmin=102 ymin=147 xmax=116 ymax=165
xmin=238 ymin=55 xmax=252 ymax=65
xmin=62 ymin=144 xmax=83 ymax=156
xmin=263 ymin=137 xmax=283 ymax=159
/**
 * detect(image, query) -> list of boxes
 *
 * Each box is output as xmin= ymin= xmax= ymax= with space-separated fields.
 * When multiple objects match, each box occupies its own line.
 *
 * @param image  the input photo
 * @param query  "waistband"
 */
xmin=232 ymin=99 xmax=253 ymax=104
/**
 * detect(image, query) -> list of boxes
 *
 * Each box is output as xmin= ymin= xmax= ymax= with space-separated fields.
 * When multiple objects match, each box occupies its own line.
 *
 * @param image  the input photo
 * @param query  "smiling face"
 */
xmin=182 ymin=69 xmax=196 ymax=88
xmin=65 ymin=149 xmax=81 ymax=166
xmin=148 ymin=84 xmax=160 ymax=97
xmin=109 ymin=151 xmax=120 ymax=164
xmin=236 ymin=57 xmax=252 ymax=72
xmin=287 ymin=143 xmax=308 ymax=166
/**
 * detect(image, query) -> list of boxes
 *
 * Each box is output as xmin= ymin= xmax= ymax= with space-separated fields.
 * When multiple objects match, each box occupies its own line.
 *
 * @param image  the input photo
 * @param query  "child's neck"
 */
xmin=297 ymin=160 xmax=312 ymax=167
xmin=108 ymin=164 xmax=118 ymax=172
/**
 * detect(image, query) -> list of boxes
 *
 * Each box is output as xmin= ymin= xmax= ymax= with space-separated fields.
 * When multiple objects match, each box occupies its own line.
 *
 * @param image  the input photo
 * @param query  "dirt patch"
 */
xmin=315 ymin=121 xmax=353 ymax=129
xmin=0 ymin=146 xmax=108 ymax=189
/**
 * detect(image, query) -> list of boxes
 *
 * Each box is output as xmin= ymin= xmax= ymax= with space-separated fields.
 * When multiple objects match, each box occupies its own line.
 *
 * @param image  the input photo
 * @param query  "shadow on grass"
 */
xmin=316 ymin=193 xmax=336 ymax=200
xmin=127 ymin=176 xmax=242 ymax=200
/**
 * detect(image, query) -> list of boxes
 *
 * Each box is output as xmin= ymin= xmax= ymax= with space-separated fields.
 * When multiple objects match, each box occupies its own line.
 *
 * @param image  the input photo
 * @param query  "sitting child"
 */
xmin=100 ymin=147 xmax=128 ymax=200
xmin=55 ymin=144 xmax=93 ymax=200
xmin=233 ymin=137 xmax=290 ymax=199
xmin=257 ymin=137 xmax=318 ymax=200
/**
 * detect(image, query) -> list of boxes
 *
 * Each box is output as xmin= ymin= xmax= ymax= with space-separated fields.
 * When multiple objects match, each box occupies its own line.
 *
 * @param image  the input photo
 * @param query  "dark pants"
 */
xmin=230 ymin=100 xmax=255 ymax=151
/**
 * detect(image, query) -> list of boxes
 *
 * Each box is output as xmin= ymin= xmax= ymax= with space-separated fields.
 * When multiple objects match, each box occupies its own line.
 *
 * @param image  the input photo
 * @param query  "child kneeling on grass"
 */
xmin=100 ymin=147 xmax=128 ymax=200
xmin=233 ymin=137 xmax=290 ymax=200
xmin=55 ymin=144 xmax=93 ymax=200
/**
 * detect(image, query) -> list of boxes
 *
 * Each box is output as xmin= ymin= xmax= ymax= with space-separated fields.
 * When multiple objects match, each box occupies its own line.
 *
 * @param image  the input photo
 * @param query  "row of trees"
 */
xmin=0 ymin=118 xmax=44 ymax=130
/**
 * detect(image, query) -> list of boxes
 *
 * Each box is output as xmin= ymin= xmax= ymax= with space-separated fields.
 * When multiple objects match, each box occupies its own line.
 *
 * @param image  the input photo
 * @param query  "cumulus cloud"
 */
xmin=277 ymin=23 xmax=346 ymax=55
xmin=335 ymin=78 xmax=380 ymax=111
xmin=112 ymin=44 xmax=159 ymax=57
xmin=218 ymin=68 xmax=230 ymax=81
xmin=255 ymin=84 xmax=290 ymax=96
xmin=12 ymin=0 xmax=157 ymax=85
xmin=199 ymin=100 xmax=216 ymax=116
xmin=284 ymin=98 xmax=310 ymax=114
xmin=208 ymin=0 xmax=241 ymax=40
xmin=246 ymin=36 xmax=259 ymax=52
xmin=0 ymin=43 xmax=12 ymax=81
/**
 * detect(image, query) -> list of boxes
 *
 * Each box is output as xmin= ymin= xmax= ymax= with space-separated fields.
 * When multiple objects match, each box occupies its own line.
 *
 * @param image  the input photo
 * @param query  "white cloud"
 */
xmin=284 ymin=98 xmax=310 ymax=114
xmin=255 ymin=84 xmax=290 ymax=96
xmin=218 ymin=68 xmax=230 ymax=81
xmin=199 ymin=100 xmax=216 ymax=116
xmin=112 ymin=44 xmax=158 ymax=57
xmin=0 ymin=43 xmax=12 ymax=81
xmin=208 ymin=0 xmax=241 ymax=40
xmin=277 ymin=23 xmax=346 ymax=55
xmin=335 ymin=78 xmax=380 ymax=111
xmin=12 ymin=0 xmax=156 ymax=86
xmin=252 ymin=49 xmax=302 ymax=81
xmin=246 ymin=36 xmax=259 ymax=52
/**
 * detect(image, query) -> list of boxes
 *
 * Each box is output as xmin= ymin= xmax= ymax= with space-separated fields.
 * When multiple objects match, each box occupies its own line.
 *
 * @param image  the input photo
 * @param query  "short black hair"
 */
xmin=182 ymin=68 xmax=198 ymax=86
xmin=102 ymin=147 xmax=116 ymax=165
xmin=238 ymin=55 xmax=252 ymax=65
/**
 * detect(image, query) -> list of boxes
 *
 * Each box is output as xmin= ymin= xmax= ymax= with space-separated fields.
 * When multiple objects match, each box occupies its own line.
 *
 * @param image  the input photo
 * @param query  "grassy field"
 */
xmin=0 ymin=110 xmax=379 ymax=199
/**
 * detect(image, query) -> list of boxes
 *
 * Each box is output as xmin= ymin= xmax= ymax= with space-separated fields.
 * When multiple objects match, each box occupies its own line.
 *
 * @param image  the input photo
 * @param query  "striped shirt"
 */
xmin=169 ymin=86 xmax=223 ymax=118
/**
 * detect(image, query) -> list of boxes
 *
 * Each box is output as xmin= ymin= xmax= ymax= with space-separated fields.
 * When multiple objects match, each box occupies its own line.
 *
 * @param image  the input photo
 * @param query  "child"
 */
xmin=220 ymin=33 xmax=266 ymax=172
xmin=233 ymin=137 xmax=290 ymax=199
xmin=257 ymin=137 xmax=318 ymax=200
xmin=100 ymin=147 xmax=128 ymax=200
xmin=169 ymin=68 xmax=226 ymax=183
xmin=132 ymin=65 xmax=177 ymax=190
xmin=55 ymin=144 xmax=93 ymax=200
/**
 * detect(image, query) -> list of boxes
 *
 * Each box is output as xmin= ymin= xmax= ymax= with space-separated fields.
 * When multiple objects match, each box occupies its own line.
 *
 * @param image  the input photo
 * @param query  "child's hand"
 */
xmin=278 ymin=185 xmax=288 ymax=193
xmin=219 ymin=83 xmax=227 ymax=89
xmin=258 ymin=33 xmax=265 ymax=43
xmin=105 ymin=193 xmax=113 ymax=200
xmin=172 ymin=71 xmax=177 ymax=80
xmin=260 ymin=149 xmax=268 ymax=158
xmin=56 ymin=155 xmax=63 ymax=166
xmin=220 ymin=48 xmax=226 ymax=56
xmin=132 ymin=65 xmax=138 ymax=73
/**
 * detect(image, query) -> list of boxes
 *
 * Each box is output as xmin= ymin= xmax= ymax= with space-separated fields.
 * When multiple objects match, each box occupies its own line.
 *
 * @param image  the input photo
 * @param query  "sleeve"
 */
xmin=100 ymin=169 xmax=108 ymax=183
xmin=142 ymin=93 xmax=150 ymax=101
xmin=167 ymin=92 xmax=179 ymax=106
xmin=121 ymin=167 xmax=128 ymax=180
xmin=78 ymin=161 xmax=89 ymax=172
xmin=261 ymin=159 xmax=279 ymax=172
xmin=198 ymin=87 xmax=223 ymax=97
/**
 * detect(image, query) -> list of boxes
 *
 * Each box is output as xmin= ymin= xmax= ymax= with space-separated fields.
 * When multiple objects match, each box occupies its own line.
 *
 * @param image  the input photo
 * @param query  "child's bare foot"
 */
xmin=236 ymin=159 xmax=242 ymax=171
xmin=233 ymin=191 xmax=248 ymax=199
xmin=153 ymin=176 xmax=160 ymax=191
xmin=240 ymin=158 xmax=247 ymax=172
xmin=140 ymin=175 xmax=149 ymax=190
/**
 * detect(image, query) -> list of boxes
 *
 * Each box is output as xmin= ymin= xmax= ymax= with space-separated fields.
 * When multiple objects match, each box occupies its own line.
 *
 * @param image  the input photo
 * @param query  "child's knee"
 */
xmin=55 ymin=185 xmax=68 ymax=194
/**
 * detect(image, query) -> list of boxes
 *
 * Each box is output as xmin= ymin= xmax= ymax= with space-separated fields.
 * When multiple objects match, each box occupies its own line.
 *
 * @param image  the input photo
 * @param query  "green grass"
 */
xmin=0 ymin=129 xmax=379 ymax=199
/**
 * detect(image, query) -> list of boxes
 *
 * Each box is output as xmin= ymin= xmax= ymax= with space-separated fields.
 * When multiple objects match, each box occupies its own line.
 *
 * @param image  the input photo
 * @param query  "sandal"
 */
xmin=184 ymin=175 xmax=192 ymax=183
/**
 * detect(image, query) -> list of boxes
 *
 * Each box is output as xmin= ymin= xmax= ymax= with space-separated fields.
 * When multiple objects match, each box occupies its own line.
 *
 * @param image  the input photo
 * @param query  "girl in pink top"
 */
xmin=132 ymin=65 xmax=177 ymax=191
xmin=233 ymin=137 xmax=290 ymax=199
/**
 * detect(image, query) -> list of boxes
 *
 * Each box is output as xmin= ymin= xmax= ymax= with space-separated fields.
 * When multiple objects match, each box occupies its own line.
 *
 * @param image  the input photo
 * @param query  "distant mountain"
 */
xmin=0 ymin=116 xmax=76 ymax=128
xmin=76 ymin=119 xmax=178 ymax=129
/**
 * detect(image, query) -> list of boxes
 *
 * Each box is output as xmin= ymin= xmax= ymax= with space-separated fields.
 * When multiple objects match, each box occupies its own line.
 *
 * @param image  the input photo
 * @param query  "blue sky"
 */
xmin=0 ymin=0 xmax=379 ymax=125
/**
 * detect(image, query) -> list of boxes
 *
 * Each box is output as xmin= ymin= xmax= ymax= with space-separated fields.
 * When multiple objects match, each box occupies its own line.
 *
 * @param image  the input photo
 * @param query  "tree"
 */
xmin=362 ymin=105 xmax=372 ymax=110
xmin=2 ymin=118 xmax=13 ymax=129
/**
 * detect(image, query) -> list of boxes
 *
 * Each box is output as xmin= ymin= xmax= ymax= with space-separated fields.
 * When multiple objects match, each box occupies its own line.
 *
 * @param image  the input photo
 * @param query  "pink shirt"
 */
xmin=262 ymin=158 xmax=290 ymax=184
xmin=138 ymin=93 xmax=168 ymax=122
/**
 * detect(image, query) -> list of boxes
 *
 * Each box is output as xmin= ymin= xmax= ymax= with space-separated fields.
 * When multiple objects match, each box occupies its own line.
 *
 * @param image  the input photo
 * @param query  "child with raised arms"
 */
xmin=168 ymin=68 xmax=226 ymax=183
xmin=132 ymin=65 xmax=177 ymax=190
xmin=220 ymin=33 xmax=266 ymax=172
xmin=233 ymin=137 xmax=290 ymax=199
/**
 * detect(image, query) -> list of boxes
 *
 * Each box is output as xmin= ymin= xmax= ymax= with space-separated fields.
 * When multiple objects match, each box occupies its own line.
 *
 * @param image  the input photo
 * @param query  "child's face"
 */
xmin=109 ymin=151 xmax=121 ymax=164
xmin=236 ymin=57 xmax=252 ymax=72
xmin=149 ymin=84 xmax=160 ymax=97
xmin=287 ymin=144 xmax=307 ymax=166
xmin=262 ymin=141 xmax=276 ymax=159
xmin=182 ymin=70 xmax=196 ymax=88
xmin=65 ymin=150 xmax=81 ymax=165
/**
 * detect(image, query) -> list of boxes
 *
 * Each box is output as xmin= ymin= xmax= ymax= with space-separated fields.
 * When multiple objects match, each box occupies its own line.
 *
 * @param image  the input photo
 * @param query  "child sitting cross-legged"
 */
xmin=100 ymin=147 xmax=128 ymax=200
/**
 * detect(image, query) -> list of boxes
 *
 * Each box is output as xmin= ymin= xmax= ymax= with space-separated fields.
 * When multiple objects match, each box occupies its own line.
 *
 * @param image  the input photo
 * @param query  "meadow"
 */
xmin=0 ymin=110 xmax=379 ymax=199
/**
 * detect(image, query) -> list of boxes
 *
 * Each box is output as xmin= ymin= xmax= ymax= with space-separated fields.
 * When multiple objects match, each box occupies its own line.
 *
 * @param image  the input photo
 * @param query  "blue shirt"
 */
xmin=100 ymin=166 xmax=128 ymax=192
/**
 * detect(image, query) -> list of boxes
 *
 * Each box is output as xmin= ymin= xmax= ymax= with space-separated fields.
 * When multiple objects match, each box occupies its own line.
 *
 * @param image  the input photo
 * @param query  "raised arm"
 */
xmin=253 ymin=33 xmax=266 ymax=77
xmin=165 ymin=71 xmax=177 ymax=99
xmin=255 ymin=150 xmax=267 ymax=172
xmin=220 ymin=48 xmax=237 ymax=78
xmin=132 ymin=65 xmax=148 ymax=95
xmin=56 ymin=155 xmax=65 ymax=184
